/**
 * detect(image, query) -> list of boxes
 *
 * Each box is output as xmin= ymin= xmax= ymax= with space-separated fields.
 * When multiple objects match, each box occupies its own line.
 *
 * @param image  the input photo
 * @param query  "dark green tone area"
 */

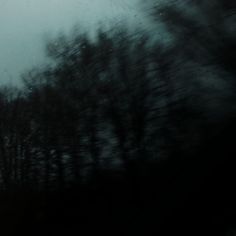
xmin=0 ymin=1 xmax=235 ymax=235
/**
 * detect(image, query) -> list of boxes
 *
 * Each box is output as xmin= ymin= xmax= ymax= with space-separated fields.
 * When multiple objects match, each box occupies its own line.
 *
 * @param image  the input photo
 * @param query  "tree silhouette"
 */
xmin=0 ymin=2 xmax=236 ymax=234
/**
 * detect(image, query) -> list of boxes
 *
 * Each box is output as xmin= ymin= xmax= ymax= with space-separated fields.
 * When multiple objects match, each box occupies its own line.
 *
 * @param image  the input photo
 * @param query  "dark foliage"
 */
xmin=0 ymin=1 xmax=236 ymax=235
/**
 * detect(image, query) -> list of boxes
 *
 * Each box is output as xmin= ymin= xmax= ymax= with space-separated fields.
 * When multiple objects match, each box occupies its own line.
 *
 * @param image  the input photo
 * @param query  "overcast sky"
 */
xmin=0 ymin=0 xmax=152 ymax=86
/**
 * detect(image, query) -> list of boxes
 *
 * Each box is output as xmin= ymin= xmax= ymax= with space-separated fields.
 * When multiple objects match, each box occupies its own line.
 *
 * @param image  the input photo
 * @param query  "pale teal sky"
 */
xmin=0 ymin=0 xmax=153 ymax=86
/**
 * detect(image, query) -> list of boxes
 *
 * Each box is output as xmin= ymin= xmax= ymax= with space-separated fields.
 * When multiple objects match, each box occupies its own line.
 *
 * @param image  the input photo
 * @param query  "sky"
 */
xmin=0 ymin=0 xmax=152 ymax=86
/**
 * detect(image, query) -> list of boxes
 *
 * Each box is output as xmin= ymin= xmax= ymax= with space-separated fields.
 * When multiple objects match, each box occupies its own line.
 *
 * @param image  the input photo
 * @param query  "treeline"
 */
xmin=0 ymin=0 xmax=235 ymax=235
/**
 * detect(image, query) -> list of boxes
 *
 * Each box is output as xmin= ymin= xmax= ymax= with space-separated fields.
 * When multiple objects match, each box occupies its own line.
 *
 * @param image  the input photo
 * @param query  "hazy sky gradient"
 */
xmin=0 ymin=0 xmax=150 ymax=86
